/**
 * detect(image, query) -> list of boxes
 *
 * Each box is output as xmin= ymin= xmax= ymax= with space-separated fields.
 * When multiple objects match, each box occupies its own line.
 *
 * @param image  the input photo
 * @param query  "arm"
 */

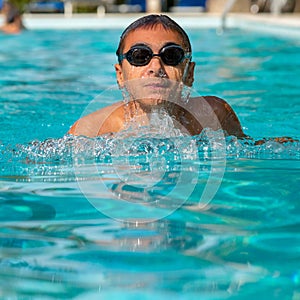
xmin=254 ymin=136 xmax=298 ymax=145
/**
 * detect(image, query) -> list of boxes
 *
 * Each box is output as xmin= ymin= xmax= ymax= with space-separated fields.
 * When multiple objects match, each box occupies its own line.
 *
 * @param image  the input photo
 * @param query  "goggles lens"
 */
xmin=119 ymin=45 xmax=191 ymax=66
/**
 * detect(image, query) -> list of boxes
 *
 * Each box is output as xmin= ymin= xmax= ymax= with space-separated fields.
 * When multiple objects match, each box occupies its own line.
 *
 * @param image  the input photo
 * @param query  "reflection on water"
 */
xmin=0 ymin=134 xmax=299 ymax=298
xmin=0 ymin=211 xmax=298 ymax=298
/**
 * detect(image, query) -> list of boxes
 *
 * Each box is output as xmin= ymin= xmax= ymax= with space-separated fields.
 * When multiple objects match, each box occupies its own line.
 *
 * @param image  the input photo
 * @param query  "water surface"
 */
xmin=0 ymin=28 xmax=299 ymax=299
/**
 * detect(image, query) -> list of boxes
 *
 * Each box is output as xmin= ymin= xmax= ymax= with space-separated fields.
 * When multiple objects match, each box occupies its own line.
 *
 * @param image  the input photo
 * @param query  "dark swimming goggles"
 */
xmin=118 ymin=44 xmax=192 ymax=66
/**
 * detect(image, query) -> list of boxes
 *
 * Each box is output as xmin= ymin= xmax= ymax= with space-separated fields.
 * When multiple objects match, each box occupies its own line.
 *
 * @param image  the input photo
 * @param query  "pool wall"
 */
xmin=1 ymin=13 xmax=299 ymax=38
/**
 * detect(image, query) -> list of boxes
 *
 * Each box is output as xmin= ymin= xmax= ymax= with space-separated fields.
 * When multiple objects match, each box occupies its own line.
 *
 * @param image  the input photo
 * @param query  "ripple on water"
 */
xmin=249 ymin=232 xmax=300 ymax=258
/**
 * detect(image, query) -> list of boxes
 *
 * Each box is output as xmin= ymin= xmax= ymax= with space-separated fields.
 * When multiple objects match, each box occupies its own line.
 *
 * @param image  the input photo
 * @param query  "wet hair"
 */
xmin=3 ymin=1 xmax=21 ymax=24
xmin=116 ymin=14 xmax=192 ymax=63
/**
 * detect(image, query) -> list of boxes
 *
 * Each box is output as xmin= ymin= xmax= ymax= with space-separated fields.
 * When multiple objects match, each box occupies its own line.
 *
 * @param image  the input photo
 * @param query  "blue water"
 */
xmin=0 ymin=27 xmax=300 ymax=299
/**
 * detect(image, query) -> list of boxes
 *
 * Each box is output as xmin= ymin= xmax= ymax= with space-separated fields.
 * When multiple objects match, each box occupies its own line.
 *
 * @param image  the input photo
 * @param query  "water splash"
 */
xmin=225 ymin=135 xmax=300 ymax=160
xmin=1 ymin=132 xmax=299 ymax=181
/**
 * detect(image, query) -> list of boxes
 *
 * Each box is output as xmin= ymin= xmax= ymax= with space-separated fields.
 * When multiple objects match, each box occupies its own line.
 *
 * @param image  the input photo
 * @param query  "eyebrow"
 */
xmin=163 ymin=42 xmax=181 ymax=48
xmin=129 ymin=43 xmax=149 ymax=49
xmin=128 ymin=42 xmax=182 ymax=51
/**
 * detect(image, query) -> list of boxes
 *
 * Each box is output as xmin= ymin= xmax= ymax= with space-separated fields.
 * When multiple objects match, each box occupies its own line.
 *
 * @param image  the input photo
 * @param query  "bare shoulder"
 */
xmin=186 ymin=95 xmax=234 ymax=119
xmin=68 ymin=101 xmax=125 ymax=137
xmin=188 ymin=95 xmax=246 ymax=138
xmin=190 ymin=95 xmax=231 ymax=110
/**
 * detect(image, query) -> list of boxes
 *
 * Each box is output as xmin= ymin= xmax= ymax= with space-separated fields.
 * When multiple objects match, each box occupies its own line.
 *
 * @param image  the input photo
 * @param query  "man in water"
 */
xmin=0 ymin=0 xmax=25 ymax=34
xmin=68 ymin=14 xmax=246 ymax=138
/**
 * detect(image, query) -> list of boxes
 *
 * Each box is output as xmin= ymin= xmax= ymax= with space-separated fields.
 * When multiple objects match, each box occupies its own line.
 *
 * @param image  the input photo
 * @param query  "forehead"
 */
xmin=122 ymin=25 xmax=185 ymax=50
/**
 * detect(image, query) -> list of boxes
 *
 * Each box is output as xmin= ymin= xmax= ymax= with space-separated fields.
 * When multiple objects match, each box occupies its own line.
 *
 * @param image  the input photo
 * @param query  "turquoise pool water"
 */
xmin=0 ymin=27 xmax=300 ymax=299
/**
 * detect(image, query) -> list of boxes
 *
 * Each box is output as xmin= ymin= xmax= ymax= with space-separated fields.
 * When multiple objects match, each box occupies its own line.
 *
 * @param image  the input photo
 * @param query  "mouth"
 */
xmin=123 ymin=78 xmax=181 ymax=103
xmin=142 ymin=79 xmax=170 ymax=89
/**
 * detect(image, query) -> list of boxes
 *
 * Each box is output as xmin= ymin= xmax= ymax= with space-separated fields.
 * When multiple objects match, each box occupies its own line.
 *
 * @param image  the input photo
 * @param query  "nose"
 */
xmin=146 ymin=56 xmax=166 ymax=77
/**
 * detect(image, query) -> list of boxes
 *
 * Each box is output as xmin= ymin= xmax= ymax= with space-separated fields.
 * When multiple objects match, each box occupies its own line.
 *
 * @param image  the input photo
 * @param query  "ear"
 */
xmin=115 ymin=63 xmax=125 ymax=88
xmin=183 ymin=61 xmax=195 ymax=87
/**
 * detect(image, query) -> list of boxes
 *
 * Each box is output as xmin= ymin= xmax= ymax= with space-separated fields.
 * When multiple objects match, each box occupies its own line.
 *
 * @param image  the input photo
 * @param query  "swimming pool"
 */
xmin=1 ymin=25 xmax=300 ymax=299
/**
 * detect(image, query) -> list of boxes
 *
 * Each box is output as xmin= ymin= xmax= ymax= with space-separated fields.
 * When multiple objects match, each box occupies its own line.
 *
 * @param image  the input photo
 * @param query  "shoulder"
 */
xmin=187 ymin=95 xmax=234 ymax=119
xmin=68 ymin=101 xmax=124 ymax=137
xmin=192 ymin=95 xmax=231 ymax=110
xmin=189 ymin=95 xmax=246 ymax=138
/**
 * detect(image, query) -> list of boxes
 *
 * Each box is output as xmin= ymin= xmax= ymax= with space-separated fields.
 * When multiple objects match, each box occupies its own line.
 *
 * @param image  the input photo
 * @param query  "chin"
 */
xmin=136 ymin=97 xmax=165 ymax=108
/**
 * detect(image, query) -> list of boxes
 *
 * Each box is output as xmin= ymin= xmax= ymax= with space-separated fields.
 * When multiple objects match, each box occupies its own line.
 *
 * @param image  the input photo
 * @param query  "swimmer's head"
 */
xmin=116 ymin=14 xmax=192 ymax=63
xmin=2 ymin=0 xmax=21 ymax=23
